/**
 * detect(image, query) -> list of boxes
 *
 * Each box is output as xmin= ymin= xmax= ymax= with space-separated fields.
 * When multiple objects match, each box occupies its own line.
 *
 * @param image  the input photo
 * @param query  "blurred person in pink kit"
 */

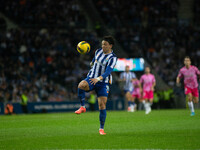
xmin=140 ymin=67 xmax=156 ymax=114
xmin=132 ymin=78 xmax=142 ymax=111
xmin=176 ymin=56 xmax=200 ymax=116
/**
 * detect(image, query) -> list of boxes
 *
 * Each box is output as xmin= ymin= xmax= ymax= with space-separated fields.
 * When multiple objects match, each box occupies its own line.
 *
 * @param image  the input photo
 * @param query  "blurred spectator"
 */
xmin=88 ymin=91 xmax=97 ymax=111
xmin=4 ymin=102 xmax=14 ymax=115
xmin=21 ymin=90 xmax=28 ymax=113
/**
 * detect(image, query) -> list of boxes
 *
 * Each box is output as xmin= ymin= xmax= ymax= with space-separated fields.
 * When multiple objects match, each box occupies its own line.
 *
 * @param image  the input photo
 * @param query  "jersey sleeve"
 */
xmin=107 ymin=57 xmax=117 ymax=69
xmin=177 ymin=69 xmax=183 ymax=78
xmin=101 ymin=56 xmax=117 ymax=79
xmin=101 ymin=66 xmax=113 ymax=79
xmin=195 ymin=67 xmax=200 ymax=75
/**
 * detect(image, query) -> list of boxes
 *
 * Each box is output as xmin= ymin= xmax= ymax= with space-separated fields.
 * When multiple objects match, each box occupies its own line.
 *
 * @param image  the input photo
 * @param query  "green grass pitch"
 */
xmin=1 ymin=109 xmax=200 ymax=149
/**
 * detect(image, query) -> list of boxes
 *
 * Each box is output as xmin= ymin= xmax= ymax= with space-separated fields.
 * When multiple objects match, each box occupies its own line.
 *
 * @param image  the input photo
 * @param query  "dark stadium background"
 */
xmin=0 ymin=0 xmax=199 ymax=114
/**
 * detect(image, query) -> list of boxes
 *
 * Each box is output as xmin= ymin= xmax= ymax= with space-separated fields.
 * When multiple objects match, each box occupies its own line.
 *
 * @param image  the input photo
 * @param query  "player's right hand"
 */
xmin=89 ymin=78 xmax=98 ymax=85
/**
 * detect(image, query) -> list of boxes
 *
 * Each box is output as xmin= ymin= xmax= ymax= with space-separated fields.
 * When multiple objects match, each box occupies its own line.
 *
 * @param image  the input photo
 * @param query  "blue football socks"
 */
xmin=78 ymin=88 xmax=85 ymax=106
xmin=128 ymin=101 xmax=131 ymax=107
xmin=100 ymin=109 xmax=107 ymax=129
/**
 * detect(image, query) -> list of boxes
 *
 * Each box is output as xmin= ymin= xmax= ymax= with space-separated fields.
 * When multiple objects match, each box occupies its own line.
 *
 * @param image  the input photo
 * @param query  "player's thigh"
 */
xmin=78 ymin=80 xmax=90 ymax=91
xmin=186 ymin=93 xmax=193 ymax=101
xmin=149 ymin=98 xmax=154 ymax=103
xmin=125 ymin=92 xmax=132 ymax=99
xmin=79 ymin=77 xmax=96 ymax=91
xmin=193 ymin=96 xmax=199 ymax=103
xmin=95 ymin=83 xmax=109 ymax=97
xmin=142 ymin=91 xmax=148 ymax=100
xmin=148 ymin=91 xmax=154 ymax=103
xmin=192 ymin=88 xmax=199 ymax=103
xmin=98 ymin=96 xmax=107 ymax=109
xmin=139 ymin=98 xmax=144 ymax=103
xmin=185 ymin=87 xmax=193 ymax=101
xmin=132 ymin=96 xmax=136 ymax=102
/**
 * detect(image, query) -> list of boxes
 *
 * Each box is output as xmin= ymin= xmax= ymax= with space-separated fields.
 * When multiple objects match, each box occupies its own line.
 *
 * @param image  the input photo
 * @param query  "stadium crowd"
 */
xmin=0 ymin=0 xmax=86 ymax=28
xmin=0 ymin=0 xmax=199 ymax=105
xmin=0 ymin=28 xmax=99 ymax=103
xmin=0 ymin=0 xmax=100 ymax=103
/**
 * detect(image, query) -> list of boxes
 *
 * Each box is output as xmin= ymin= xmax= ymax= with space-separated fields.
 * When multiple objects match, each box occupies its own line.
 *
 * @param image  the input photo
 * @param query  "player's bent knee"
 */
xmin=149 ymin=99 xmax=153 ymax=103
xmin=188 ymin=97 xmax=193 ymax=102
xmin=99 ymin=105 xmax=106 ymax=110
xmin=98 ymin=102 xmax=106 ymax=110
xmin=78 ymin=80 xmax=89 ymax=90
xmin=98 ymin=97 xmax=107 ymax=110
xmin=139 ymin=99 xmax=143 ymax=102
xmin=193 ymin=98 xmax=199 ymax=103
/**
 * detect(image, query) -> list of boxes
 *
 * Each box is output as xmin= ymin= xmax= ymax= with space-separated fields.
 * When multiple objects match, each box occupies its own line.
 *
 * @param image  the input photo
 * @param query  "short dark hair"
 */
xmin=184 ymin=56 xmax=191 ymax=60
xmin=102 ymin=36 xmax=115 ymax=46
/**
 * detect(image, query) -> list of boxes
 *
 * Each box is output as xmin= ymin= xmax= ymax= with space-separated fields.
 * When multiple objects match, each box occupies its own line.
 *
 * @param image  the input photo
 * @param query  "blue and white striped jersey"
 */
xmin=87 ymin=48 xmax=117 ymax=84
xmin=120 ymin=71 xmax=136 ymax=91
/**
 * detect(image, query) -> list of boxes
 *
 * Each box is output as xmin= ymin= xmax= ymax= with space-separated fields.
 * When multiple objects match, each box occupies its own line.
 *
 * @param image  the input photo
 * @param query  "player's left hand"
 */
xmin=89 ymin=78 xmax=98 ymax=85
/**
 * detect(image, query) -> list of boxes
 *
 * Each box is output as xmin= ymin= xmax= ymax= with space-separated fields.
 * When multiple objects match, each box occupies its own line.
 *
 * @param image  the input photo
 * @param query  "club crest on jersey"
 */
xmin=106 ymin=85 xmax=110 ymax=91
